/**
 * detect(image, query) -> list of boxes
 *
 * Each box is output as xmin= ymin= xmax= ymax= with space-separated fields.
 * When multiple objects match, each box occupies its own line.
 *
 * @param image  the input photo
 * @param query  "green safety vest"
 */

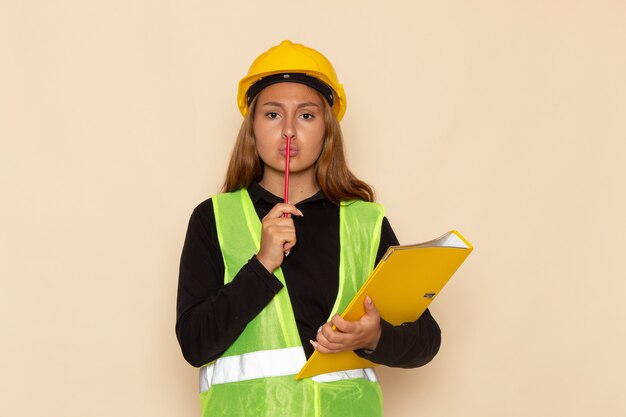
xmin=200 ymin=189 xmax=385 ymax=417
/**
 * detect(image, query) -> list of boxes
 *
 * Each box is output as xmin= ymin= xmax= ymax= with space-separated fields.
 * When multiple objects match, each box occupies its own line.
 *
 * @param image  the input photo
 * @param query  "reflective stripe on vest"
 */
xmin=199 ymin=347 xmax=378 ymax=393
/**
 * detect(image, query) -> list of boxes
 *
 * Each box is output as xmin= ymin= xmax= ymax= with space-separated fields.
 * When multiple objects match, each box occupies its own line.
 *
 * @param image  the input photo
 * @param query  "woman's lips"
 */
xmin=279 ymin=148 xmax=299 ymax=157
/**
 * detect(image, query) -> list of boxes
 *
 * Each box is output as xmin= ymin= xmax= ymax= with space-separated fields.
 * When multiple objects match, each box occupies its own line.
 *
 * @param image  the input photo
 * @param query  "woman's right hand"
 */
xmin=256 ymin=203 xmax=303 ymax=273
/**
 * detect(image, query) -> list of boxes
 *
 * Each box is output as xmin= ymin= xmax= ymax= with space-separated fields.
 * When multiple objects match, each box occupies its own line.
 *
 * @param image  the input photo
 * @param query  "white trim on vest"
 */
xmin=311 ymin=368 xmax=377 ymax=384
xmin=199 ymin=347 xmax=377 ymax=393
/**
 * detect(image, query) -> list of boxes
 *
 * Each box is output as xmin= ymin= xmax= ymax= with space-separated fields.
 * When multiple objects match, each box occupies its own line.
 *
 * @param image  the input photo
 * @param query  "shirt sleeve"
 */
xmin=175 ymin=199 xmax=283 ymax=367
xmin=354 ymin=217 xmax=442 ymax=368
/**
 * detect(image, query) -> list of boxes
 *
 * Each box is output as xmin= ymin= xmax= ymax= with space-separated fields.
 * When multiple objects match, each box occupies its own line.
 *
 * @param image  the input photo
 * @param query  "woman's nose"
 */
xmin=281 ymin=115 xmax=296 ymax=139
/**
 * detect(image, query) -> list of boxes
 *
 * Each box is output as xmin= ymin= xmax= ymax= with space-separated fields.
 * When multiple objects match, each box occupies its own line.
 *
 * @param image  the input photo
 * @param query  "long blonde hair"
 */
xmin=222 ymin=94 xmax=374 ymax=204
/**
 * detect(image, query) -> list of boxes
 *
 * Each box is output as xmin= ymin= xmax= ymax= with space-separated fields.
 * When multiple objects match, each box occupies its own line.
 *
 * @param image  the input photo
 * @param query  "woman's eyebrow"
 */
xmin=260 ymin=101 xmax=321 ymax=109
xmin=297 ymin=102 xmax=321 ymax=109
xmin=260 ymin=101 xmax=284 ymax=108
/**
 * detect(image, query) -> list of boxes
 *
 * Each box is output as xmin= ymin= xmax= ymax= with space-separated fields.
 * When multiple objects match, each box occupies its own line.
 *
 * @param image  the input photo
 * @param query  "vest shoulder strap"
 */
xmin=331 ymin=200 xmax=385 ymax=317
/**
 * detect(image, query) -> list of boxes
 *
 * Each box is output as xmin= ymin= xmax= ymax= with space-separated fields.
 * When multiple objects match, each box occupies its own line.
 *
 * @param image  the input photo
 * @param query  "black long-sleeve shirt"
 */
xmin=176 ymin=183 xmax=441 ymax=368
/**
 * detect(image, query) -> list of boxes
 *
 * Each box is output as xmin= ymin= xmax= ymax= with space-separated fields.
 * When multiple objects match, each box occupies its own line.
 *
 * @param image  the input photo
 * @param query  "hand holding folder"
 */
xmin=296 ymin=230 xmax=473 ymax=380
xmin=311 ymin=295 xmax=382 ymax=354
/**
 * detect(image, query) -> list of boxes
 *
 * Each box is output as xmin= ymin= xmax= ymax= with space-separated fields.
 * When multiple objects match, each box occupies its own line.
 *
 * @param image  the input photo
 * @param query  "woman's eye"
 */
xmin=266 ymin=112 xmax=279 ymax=119
xmin=301 ymin=113 xmax=314 ymax=120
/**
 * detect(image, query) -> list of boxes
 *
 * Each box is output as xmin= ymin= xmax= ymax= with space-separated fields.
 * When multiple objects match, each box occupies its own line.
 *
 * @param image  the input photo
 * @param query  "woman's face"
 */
xmin=253 ymin=82 xmax=326 ymax=183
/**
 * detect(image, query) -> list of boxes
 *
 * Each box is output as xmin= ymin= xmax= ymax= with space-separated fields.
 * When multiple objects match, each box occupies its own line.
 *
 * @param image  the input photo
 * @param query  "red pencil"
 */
xmin=282 ymin=136 xmax=291 ymax=217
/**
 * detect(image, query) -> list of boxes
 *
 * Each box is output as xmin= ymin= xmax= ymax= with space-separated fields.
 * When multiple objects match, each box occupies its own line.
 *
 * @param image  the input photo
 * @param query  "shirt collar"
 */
xmin=248 ymin=182 xmax=327 ymax=205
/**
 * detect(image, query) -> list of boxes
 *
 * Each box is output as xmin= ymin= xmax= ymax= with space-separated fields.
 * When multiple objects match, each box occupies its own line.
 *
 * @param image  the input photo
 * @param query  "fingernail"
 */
xmin=298 ymin=209 xmax=304 ymax=216
xmin=366 ymin=296 xmax=372 ymax=304
xmin=284 ymin=250 xmax=290 ymax=257
xmin=317 ymin=326 xmax=322 ymax=333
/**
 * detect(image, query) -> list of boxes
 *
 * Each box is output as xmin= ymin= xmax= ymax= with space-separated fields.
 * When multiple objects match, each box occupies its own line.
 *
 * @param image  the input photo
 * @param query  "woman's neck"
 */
xmin=259 ymin=171 xmax=320 ymax=205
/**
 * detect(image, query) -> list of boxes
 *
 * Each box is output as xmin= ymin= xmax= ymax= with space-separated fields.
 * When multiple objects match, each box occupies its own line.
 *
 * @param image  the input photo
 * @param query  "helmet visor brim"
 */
xmin=246 ymin=73 xmax=335 ymax=108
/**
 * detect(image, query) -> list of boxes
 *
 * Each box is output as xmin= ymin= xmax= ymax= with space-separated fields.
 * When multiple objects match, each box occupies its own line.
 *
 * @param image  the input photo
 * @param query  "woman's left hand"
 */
xmin=310 ymin=296 xmax=382 ymax=353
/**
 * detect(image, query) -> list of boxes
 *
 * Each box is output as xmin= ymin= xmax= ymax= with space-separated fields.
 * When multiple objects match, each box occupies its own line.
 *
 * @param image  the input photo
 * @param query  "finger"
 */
xmin=283 ymin=239 xmax=297 ymax=252
xmin=262 ymin=220 xmax=296 ymax=241
xmin=310 ymin=339 xmax=342 ymax=354
xmin=330 ymin=314 xmax=355 ymax=333
xmin=363 ymin=296 xmax=380 ymax=318
xmin=263 ymin=223 xmax=296 ymax=244
xmin=318 ymin=322 xmax=334 ymax=340
xmin=265 ymin=203 xmax=304 ymax=219
xmin=262 ymin=217 xmax=296 ymax=230
xmin=314 ymin=331 xmax=344 ymax=352
xmin=319 ymin=322 xmax=351 ymax=346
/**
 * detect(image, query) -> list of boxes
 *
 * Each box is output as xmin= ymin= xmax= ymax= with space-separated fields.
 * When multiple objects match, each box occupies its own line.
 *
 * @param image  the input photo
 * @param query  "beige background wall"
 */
xmin=2 ymin=1 xmax=625 ymax=416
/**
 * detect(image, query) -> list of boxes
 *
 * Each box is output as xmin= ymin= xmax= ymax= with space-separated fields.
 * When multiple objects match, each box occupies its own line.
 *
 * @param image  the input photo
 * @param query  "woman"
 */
xmin=176 ymin=40 xmax=441 ymax=417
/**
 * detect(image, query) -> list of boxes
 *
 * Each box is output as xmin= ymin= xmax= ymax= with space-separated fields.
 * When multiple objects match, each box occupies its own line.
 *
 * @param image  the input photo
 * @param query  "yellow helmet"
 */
xmin=237 ymin=40 xmax=347 ymax=121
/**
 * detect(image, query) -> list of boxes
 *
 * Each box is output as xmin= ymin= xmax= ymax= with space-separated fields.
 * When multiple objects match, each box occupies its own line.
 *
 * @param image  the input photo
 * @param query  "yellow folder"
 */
xmin=296 ymin=230 xmax=473 ymax=380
